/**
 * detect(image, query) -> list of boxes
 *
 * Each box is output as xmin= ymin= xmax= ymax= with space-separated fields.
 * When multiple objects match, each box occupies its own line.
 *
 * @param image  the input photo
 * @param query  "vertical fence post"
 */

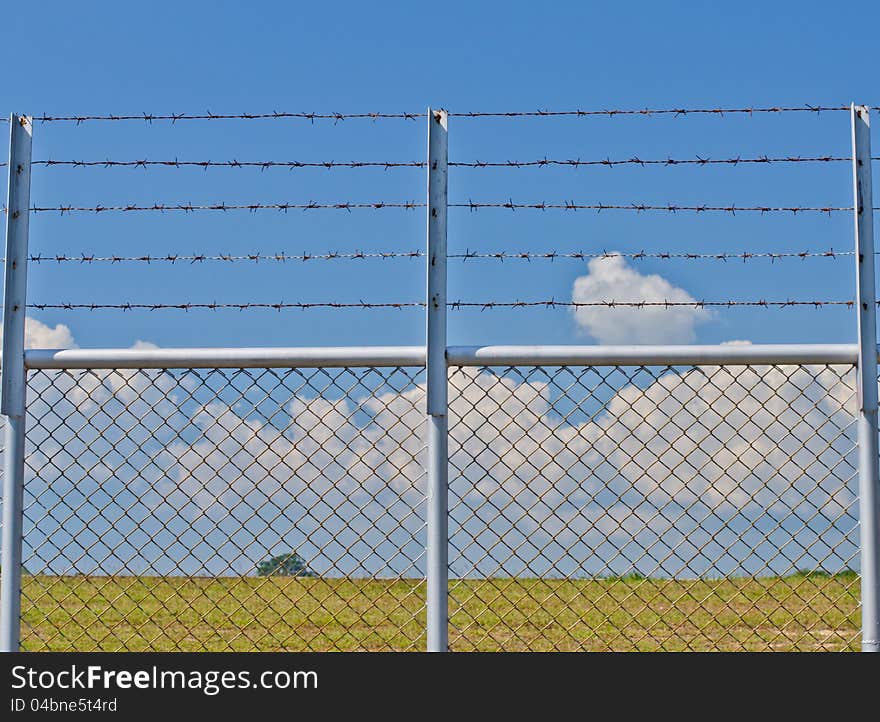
xmin=426 ymin=108 xmax=448 ymax=652
xmin=0 ymin=114 xmax=33 ymax=653
xmin=852 ymin=103 xmax=880 ymax=652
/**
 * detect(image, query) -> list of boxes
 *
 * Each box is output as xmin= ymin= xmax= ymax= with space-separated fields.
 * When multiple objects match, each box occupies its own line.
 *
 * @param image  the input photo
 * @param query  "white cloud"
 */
xmin=137 ymin=362 xmax=854 ymax=577
xmin=571 ymin=255 xmax=710 ymax=344
xmin=26 ymin=319 xmax=76 ymax=349
xmin=8 ymin=319 xmax=858 ymax=578
xmin=130 ymin=340 xmax=159 ymax=351
xmin=0 ymin=317 xmax=162 ymax=352
xmin=0 ymin=317 xmax=78 ymax=349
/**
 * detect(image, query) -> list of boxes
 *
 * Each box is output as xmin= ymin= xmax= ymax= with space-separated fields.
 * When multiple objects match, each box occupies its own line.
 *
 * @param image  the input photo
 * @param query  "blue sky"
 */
xmin=3 ymin=0 xmax=879 ymax=350
xmin=2 ymin=2 xmax=867 ymax=600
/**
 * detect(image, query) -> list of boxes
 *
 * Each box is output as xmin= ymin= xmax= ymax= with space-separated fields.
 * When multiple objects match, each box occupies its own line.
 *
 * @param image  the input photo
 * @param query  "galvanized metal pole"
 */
xmin=852 ymin=104 xmax=880 ymax=652
xmin=425 ymin=108 xmax=448 ymax=652
xmin=0 ymin=114 xmax=32 ymax=653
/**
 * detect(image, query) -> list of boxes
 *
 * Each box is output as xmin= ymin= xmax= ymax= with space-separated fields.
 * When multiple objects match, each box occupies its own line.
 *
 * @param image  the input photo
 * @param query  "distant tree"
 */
xmin=256 ymin=551 xmax=316 ymax=577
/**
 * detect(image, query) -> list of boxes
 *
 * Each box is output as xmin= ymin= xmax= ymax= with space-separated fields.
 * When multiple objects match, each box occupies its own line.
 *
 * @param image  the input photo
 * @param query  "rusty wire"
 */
xmin=20 ymin=299 xmax=859 ymax=312
xmin=12 ymin=249 xmax=854 ymax=264
xmin=4 ymin=154 xmax=876 ymax=170
xmin=25 ymin=301 xmax=426 ymax=311
xmin=23 ymin=201 xmax=424 ymax=214
xmin=447 ymin=299 xmax=858 ymax=309
xmin=16 ymin=104 xmax=879 ymax=124
xmin=25 ymin=302 xmax=426 ymax=311
xmin=12 ymin=202 xmax=864 ymax=215
xmin=30 ymin=111 xmax=425 ymax=123
xmin=3 ymin=159 xmax=427 ymax=170
xmin=453 ymin=249 xmax=854 ymax=262
xmin=21 ymin=251 xmax=426 ymax=263
xmin=447 ymin=105 xmax=877 ymax=118
xmin=453 ymin=202 xmax=857 ymax=214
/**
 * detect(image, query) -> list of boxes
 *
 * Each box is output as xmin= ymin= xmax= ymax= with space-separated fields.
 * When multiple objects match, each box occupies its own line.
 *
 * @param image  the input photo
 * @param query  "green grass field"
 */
xmin=18 ymin=573 xmax=859 ymax=652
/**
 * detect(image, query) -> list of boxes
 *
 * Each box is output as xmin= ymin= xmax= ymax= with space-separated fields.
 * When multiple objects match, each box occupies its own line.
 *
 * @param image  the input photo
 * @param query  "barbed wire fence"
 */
xmin=3 ymin=104 xmax=877 ymax=123
xmin=0 ymin=103 xmax=878 ymax=652
xmin=3 ymin=249 xmax=861 ymax=263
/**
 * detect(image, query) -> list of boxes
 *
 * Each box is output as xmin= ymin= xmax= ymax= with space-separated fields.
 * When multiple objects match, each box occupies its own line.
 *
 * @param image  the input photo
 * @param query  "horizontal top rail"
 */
xmin=447 ymin=344 xmax=860 ymax=366
xmin=20 ymin=343 xmax=863 ymax=370
xmin=24 ymin=346 xmax=427 ymax=369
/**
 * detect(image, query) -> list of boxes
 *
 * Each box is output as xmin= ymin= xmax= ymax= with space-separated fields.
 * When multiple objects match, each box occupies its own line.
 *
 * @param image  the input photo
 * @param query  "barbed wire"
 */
xmin=447 ymin=106 xmax=877 ymax=118
xmin=14 ymin=105 xmax=879 ymax=125
xmin=26 ymin=302 xmax=425 ymax=311
xmin=453 ymin=249 xmax=854 ymax=262
xmin=452 ymin=202 xmax=858 ymax=214
xmin=22 ymin=202 xmax=424 ymax=214
xmin=447 ymin=299 xmax=857 ymax=309
xmin=29 ymin=111 xmax=425 ymax=124
xmin=16 ymin=159 xmax=427 ymax=170
xmin=21 ymin=299 xmax=859 ymax=312
xmin=12 ymin=202 xmax=863 ymax=215
xmin=4 ymin=154 xmax=876 ymax=170
xmin=20 ymin=251 xmax=425 ymax=263
xmin=11 ymin=249 xmax=855 ymax=264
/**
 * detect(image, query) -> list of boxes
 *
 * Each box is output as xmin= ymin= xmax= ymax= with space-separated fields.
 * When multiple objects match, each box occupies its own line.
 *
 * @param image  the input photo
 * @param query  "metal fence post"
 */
xmin=426 ymin=108 xmax=448 ymax=652
xmin=852 ymin=104 xmax=880 ymax=652
xmin=0 ymin=114 xmax=33 ymax=653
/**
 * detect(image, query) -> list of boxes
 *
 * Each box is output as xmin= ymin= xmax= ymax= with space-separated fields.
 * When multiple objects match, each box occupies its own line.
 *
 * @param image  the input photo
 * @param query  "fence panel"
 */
xmin=448 ymin=362 xmax=860 ymax=651
xmin=18 ymin=365 xmax=426 ymax=651
xmin=0 ymin=358 xmax=867 ymax=650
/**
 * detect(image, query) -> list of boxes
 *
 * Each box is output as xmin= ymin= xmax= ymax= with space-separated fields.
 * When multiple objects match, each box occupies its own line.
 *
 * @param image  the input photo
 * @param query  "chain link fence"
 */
xmin=0 ymin=359 xmax=863 ymax=650
xmin=18 ymin=366 xmax=426 ymax=651
xmin=448 ymin=363 xmax=860 ymax=651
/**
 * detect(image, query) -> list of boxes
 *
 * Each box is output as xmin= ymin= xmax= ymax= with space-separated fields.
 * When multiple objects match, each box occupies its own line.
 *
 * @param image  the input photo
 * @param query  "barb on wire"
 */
xmin=11 ymin=201 xmax=863 ymax=215
xmin=13 ymin=249 xmax=854 ymax=264
xmin=21 ymin=299 xmax=858 ymax=312
xmin=8 ymin=154 xmax=875 ymax=171
xmin=25 ymin=104 xmax=880 ymax=124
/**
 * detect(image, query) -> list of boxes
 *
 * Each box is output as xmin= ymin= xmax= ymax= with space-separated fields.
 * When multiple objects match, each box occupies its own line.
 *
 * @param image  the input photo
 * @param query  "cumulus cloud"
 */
xmin=0 ymin=316 xmax=77 ymax=350
xmin=446 ymin=363 xmax=857 ymax=577
xmin=10 ymin=319 xmax=858 ymax=579
xmin=130 ymin=340 xmax=159 ymax=351
xmin=25 ymin=360 xmax=856 ymax=578
xmin=26 ymin=319 xmax=76 ymax=349
xmin=571 ymin=255 xmax=710 ymax=344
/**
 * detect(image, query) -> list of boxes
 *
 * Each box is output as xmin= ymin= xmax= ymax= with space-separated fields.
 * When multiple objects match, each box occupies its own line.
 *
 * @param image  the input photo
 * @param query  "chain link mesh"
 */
xmin=18 ymin=366 xmax=426 ymax=651
xmin=448 ymin=363 xmax=860 ymax=651
xmin=0 ymin=360 xmax=864 ymax=650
